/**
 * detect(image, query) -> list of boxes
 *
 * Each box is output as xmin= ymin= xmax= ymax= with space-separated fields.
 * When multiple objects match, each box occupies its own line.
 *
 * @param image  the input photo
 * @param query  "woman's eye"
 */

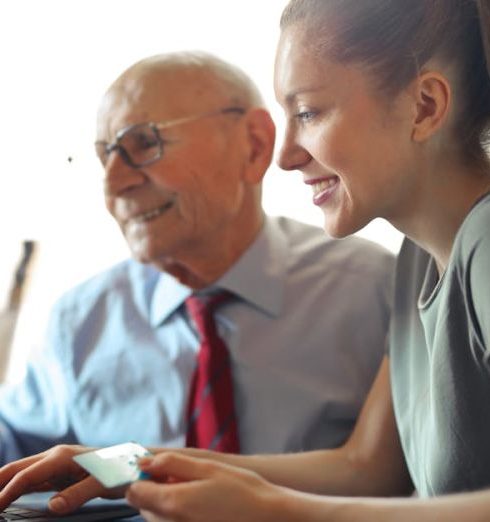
xmin=295 ymin=110 xmax=316 ymax=122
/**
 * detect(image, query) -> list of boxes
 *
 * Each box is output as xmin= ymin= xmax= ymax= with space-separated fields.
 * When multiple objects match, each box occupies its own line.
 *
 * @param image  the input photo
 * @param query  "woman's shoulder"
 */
xmin=456 ymin=191 xmax=490 ymax=260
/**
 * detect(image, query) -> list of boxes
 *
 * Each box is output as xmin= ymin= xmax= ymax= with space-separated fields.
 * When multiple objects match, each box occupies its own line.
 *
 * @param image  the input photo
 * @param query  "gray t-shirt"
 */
xmin=391 ymin=192 xmax=490 ymax=496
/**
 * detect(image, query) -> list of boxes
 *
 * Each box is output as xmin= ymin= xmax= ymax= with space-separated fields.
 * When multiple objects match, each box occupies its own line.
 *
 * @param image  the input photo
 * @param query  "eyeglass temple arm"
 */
xmin=154 ymin=106 xmax=246 ymax=131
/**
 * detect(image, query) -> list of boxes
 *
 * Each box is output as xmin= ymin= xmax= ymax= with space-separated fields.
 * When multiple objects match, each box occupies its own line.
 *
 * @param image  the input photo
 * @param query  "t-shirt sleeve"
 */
xmin=468 ymin=231 xmax=490 ymax=355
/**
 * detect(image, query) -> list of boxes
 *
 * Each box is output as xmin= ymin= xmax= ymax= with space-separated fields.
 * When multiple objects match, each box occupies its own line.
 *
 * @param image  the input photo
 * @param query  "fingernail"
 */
xmin=137 ymin=457 xmax=153 ymax=468
xmin=49 ymin=496 xmax=68 ymax=513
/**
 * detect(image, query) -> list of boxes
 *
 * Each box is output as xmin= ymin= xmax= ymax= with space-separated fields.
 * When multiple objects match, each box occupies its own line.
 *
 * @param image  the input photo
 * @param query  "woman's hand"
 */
xmin=126 ymin=452 xmax=286 ymax=522
xmin=0 ymin=444 xmax=121 ymax=514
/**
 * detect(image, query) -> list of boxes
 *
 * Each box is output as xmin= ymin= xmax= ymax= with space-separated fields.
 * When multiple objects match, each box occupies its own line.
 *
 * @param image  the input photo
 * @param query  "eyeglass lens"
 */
xmin=96 ymin=123 xmax=162 ymax=167
xmin=120 ymin=124 xmax=161 ymax=166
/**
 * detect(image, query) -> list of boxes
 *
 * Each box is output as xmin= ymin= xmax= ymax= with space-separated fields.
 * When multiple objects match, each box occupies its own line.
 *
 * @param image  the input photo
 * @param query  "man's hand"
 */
xmin=0 ymin=445 xmax=122 ymax=514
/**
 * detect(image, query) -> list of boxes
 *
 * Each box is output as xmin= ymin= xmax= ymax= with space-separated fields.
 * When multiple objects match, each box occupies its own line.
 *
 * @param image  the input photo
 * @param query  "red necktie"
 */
xmin=185 ymin=292 xmax=240 ymax=453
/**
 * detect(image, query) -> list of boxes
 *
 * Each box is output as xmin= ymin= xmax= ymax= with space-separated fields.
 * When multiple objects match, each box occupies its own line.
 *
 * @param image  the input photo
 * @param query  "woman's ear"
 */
xmin=411 ymin=70 xmax=452 ymax=142
xmin=242 ymin=108 xmax=276 ymax=184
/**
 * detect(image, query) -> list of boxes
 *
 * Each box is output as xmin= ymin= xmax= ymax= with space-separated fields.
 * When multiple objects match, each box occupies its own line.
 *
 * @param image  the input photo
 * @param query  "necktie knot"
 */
xmin=185 ymin=291 xmax=231 ymax=340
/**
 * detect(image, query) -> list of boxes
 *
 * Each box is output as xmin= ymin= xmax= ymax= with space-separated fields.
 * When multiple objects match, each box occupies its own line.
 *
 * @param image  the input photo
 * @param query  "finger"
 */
xmin=0 ymin=462 xmax=64 ymax=509
xmin=0 ymin=453 xmax=47 ymax=490
xmin=140 ymin=508 xmax=175 ymax=522
xmin=24 ymin=481 xmax=57 ymax=493
xmin=126 ymin=480 xmax=176 ymax=514
xmin=0 ymin=451 xmax=83 ymax=509
xmin=47 ymin=475 xmax=109 ymax=514
xmin=138 ymin=452 xmax=219 ymax=482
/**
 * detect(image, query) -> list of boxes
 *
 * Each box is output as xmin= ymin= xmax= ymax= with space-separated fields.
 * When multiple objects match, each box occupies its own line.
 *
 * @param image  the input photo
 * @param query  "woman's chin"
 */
xmin=322 ymin=214 xmax=366 ymax=239
xmin=322 ymin=218 xmax=352 ymax=239
xmin=323 ymin=204 xmax=373 ymax=239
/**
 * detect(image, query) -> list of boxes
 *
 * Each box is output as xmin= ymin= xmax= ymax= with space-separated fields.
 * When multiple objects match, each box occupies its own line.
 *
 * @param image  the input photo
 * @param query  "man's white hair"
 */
xmin=124 ymin=50 xmax=265 ymax=109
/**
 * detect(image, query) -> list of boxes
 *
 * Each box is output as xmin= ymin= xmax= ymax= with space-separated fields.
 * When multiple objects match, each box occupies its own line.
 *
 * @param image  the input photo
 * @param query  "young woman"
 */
xmin=1 ymin=1 xmax=490 ymax=520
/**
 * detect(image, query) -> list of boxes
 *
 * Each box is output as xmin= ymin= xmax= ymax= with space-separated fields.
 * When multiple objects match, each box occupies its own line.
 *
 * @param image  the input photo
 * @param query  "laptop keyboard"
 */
xmin=0 ymin=507 xmax=46 ymax=520
xmin=0 ymin=496 xmax=139 ymax=521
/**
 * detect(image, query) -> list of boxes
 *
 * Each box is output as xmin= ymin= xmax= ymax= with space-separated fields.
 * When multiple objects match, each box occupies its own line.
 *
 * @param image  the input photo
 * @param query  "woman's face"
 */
xmin=274 ymin=24 xmax=418 ymax=238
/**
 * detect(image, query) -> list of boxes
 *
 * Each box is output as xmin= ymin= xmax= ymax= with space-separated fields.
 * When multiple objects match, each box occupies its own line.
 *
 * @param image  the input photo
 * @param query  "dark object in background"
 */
xmin=0 ymin=241 xmax=37 ymax=381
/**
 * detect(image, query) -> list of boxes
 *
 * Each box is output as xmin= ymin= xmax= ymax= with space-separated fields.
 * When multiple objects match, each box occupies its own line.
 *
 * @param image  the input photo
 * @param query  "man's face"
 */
xmin=96 ymin=69 xmax=251 ymax=269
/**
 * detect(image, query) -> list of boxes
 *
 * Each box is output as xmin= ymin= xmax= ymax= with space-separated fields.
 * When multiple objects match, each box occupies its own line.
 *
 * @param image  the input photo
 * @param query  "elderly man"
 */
xmin=0 ymin=52 xmax=393 ymax=463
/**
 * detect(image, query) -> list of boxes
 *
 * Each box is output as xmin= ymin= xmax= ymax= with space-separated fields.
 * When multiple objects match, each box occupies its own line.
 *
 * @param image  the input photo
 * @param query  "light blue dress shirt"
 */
xmin=0 ymin=216 xmax=394 ymax=462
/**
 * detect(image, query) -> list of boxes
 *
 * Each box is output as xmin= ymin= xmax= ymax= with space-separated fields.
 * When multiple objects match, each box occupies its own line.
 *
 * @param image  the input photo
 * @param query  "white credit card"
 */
xmin=73 ymin=442 xmax=152 ymax=489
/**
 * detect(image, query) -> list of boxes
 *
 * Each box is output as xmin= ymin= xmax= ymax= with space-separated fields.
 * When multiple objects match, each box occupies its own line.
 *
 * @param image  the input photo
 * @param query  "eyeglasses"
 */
xmin=95 ymin=106 xmax=246 ymax=169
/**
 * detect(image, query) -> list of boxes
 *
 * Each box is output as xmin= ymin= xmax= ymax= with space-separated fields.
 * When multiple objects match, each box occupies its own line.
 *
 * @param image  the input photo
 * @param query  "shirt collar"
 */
xmin=149 ymin=216 xmax=287 ymax=327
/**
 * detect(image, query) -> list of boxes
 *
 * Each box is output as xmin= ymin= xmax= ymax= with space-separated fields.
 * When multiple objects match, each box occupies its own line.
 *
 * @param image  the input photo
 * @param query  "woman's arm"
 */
xmin=160 ymin=356 xmax=412 ymax=497
xmin=126 ymin=453 xmax=490 ymax=522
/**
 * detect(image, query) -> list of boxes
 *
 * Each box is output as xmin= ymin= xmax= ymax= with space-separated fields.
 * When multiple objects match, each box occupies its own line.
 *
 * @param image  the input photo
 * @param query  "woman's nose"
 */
xmin=276 ymin=127 xmax=311 ymax=172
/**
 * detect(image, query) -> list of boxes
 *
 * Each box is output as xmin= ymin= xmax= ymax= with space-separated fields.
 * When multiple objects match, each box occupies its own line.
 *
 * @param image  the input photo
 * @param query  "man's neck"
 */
xmin=155 ymin=214 xmax=265 ymax=289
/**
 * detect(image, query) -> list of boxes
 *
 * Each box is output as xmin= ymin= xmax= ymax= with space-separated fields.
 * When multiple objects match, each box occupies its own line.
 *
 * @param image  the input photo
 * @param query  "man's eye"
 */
xmin=134 ymin=132 xmax=159 ymax=149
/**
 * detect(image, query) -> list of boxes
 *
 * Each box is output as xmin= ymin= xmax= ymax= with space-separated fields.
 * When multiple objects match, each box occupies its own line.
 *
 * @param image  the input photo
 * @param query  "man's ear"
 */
xmin=242 ymin=108 xmax=276 ymax=184
xmin=411 ymin=70 xmax=452 ymax=142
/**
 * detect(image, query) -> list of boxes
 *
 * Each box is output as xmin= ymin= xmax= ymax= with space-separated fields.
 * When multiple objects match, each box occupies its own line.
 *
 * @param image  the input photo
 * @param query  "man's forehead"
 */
xmin=98 ymin=67 xmax=223 ymax=130
xmin=107 ymin=69 xmax=217 ymax=111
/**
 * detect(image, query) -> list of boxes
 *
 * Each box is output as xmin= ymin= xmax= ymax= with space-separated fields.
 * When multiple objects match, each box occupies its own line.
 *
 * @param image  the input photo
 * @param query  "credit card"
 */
xmin=73 ymin=442 xmax=152 ymax=489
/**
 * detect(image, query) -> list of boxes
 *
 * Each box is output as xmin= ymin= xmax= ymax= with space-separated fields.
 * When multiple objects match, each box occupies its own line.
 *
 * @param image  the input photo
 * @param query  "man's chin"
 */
xmin=128 ymin=244 xmax=158 ymax=265
xmin=126 ymin=239 xmax=199 ymax=284
xmin=124 ymin=233 xmax=162 ymax=261
xmin=130 ymin=248 xmax=176 ymax=276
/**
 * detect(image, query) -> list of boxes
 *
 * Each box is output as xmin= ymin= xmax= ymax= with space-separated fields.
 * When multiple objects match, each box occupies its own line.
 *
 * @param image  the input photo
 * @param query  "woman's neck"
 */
xmin=392 ymin=162 xmax=490 ymax=274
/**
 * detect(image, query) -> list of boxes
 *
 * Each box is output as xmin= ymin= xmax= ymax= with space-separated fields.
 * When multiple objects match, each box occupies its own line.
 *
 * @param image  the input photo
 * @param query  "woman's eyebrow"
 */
xmin=284 ymin=84 xmax=329 ymax=105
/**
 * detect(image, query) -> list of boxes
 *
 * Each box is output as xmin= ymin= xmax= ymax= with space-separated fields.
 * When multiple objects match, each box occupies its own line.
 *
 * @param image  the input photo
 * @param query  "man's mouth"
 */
xmin=131 ymin=200 xmax=175 ymax=224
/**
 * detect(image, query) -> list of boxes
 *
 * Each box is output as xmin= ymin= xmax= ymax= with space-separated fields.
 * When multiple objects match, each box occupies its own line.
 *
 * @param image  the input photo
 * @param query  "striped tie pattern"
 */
xmin=185 ymin=292 xmax=240 ymax=453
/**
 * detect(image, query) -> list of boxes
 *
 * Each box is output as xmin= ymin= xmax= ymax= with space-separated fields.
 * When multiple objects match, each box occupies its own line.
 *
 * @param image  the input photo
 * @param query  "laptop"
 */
xmin=0 ymin=492 xmax=140 ymax=521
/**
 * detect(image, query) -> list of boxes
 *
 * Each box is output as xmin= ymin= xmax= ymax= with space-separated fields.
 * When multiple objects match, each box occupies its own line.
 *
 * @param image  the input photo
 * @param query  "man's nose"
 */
xmin=104 ymin=149 xmax=146 ymax=195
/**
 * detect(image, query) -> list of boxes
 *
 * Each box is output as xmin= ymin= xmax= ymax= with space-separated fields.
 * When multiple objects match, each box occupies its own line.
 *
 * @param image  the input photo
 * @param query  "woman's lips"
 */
xmin=305 ymin=177 xmax=340 ymax=206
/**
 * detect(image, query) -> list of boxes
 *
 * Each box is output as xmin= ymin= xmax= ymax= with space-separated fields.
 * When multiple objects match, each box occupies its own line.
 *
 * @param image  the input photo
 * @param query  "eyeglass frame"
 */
xmin=95 ymin=106 xmax=246 ymax=169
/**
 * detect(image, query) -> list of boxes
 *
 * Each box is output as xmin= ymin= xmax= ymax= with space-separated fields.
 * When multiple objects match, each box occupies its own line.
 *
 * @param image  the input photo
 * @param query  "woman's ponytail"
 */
xmin=477 ymin=0 xmax=490 ymax=78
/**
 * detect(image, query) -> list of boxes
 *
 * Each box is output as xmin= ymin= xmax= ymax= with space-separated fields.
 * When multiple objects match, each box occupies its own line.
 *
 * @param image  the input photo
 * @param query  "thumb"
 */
xmin=139 ymin=452 xmax=218 ymax=482
xmin=125 ymin=480 xmax=170 ymax=513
